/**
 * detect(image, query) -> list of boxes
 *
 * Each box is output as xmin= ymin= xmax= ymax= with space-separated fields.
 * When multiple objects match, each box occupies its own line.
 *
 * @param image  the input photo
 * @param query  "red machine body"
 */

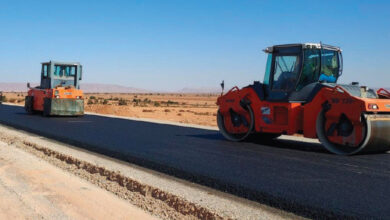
xmin=217 ymin=43 xmax=390 ymax=155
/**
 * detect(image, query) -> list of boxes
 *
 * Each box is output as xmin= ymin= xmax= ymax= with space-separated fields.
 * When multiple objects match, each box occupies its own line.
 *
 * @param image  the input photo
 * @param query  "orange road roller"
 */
xmin=217 ymin=43 xmax=390 ymax=155
xmin=25 ymin=61 xmax=84 ymax=116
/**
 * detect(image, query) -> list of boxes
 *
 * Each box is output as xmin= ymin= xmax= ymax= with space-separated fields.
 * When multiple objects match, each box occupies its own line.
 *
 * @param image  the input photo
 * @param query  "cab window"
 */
xmin=296 ymin=49 xmax=320 ymax=91
xmin=319 ymin=50 xmax=339 ymax=83
xmin=272 ymin=55 xmax=300 ymax=91
xmin=42 ymin=64 xmax=49 ymax=78
xmin=53 ymin=65 xmax=76 ymax=77
xmin=263 ymin=54 xmax=272 ymax=85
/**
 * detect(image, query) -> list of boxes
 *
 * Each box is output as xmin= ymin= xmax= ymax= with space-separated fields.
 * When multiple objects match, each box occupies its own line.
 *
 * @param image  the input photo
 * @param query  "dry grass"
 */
xmin=84 ymin=93 xmax=218 ymax=126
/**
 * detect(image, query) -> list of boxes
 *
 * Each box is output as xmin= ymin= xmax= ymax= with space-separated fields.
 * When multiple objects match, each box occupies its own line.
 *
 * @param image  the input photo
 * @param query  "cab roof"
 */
xmin=41 ymin=61 xmax=80 ymax=66
xmin=263 ymin=43 xmax=341 ymax=53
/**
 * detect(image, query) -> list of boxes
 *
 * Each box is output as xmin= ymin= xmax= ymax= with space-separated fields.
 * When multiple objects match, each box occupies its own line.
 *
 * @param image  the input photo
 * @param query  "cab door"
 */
xmin=265 ymin=46 xmax=302 ymax=102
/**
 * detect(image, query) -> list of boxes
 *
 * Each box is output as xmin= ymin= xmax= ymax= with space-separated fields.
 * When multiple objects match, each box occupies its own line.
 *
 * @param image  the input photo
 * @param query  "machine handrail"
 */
xmin=377 ymin=88 xmax=390 ymax=98
xmin=227 ymin=86 xmax=240 ymax=93
xmin=333 ymin=85 xmax=351 ymax=96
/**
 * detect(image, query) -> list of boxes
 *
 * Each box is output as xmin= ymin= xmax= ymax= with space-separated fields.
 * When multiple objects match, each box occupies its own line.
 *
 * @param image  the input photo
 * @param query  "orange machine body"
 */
xmin=28 ymin=86 xmax=83 ymax=112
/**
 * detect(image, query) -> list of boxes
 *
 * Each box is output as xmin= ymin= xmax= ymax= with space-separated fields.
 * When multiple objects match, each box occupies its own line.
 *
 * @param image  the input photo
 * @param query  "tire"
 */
xmin=217 ymin=104 xmax=254 ymax=142
xmin=25 ymin=96 xmax=34 ymax=114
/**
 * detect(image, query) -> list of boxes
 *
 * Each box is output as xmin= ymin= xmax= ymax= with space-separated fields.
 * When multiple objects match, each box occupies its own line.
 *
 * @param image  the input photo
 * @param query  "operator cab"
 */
xmin=40 ymin=61 xmax=83 ymax=90
xmin=262 ymin=43 xmax=342 ymax=101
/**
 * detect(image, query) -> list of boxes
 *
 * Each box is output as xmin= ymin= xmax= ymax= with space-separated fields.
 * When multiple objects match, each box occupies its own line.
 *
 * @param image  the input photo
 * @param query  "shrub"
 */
xmin=194 ymin=112 xmax=210 ymax=116
xmin=132 ymin=98 xmax=141 ymax=103
xmin=9 ymin=98 xmax=16 ymax=103
xmin=1 ymin=95 xmax=6 ymax=102
xmin=153 ymin=102 xmax=160 ymax=107
xmin=89 ymin=96 xmax=96 ymax=100
xmin=102 ymin=99 xmax=109 ymax=105
xmin=164 ymin=109 xmax=171 ymax=112
xmin=143 ymin=98 xmax=151 ymax=104
xmin=167 ymin=100 xmax=179 ymax=105
xmin=87 ymin=99 xmax=94 ymax=105
xmin=142 ymin=109 xmax=154 ymax=113
xmin=118 ymin=99 xmax=127 ymax=106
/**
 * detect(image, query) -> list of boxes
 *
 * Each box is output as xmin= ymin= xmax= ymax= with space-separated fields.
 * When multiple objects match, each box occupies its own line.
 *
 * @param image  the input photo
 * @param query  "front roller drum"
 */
xmin=317 ymin=110 xmax=390 ymax=155
xmin=217 ymin=104 xmax=254 ymax=142
xmin=43 ymin=98 xmax=84 ymax=116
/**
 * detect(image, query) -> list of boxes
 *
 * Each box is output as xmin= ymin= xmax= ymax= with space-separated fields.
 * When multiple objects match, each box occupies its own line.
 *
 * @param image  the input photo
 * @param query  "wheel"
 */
xmin=217 ymin=104 xmax=254 ymax=142
xmin=25 ymin=96 xmax=34 ymax=114
xmin=316 ymin=109 xmax=367 ymax=155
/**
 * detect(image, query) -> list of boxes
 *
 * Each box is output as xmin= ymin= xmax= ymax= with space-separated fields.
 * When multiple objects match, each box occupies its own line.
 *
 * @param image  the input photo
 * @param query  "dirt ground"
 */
xmin=0 ymin=140 xmax=158 ymax=220
xmin=2 ymin=92 xmax=219 ymax=127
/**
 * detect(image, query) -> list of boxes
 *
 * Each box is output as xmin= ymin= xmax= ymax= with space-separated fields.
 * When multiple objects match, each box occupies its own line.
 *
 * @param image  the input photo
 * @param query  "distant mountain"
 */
xmin=81 ymin=83 xmax=148 ymax=93
xmin=0 ymin=82 xmax=148 ymax=93
xmin=0 ymin=83 xmax=36 ymax=92
xmin=177 ymin=87 xmax=221 ymax=94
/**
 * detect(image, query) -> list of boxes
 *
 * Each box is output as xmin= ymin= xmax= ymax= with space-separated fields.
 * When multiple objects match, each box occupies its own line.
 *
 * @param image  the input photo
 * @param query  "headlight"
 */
xmin=368 ymin=104 xmax=379 ymax=110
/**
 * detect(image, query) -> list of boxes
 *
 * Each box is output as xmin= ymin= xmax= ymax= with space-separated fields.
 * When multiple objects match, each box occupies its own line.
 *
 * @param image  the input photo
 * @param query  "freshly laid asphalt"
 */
xmin=0 ymin=104 xmax=389 ymax=219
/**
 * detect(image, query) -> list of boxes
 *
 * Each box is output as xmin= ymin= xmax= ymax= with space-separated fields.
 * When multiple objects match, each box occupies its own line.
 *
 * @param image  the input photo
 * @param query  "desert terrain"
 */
xmin=1 ymin=92 xmax=219 ymax=127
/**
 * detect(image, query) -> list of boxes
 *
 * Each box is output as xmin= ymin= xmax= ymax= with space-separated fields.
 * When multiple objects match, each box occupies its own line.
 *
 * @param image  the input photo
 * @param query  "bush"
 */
xmin=132 ymin=98 xmax=141 ymax=103
xmin=118 ymin=99 xmax=127 ymax=106
xmin=1 ymin=95 xmax=6 ymax=102
xmin=89 ymin=96 xmax=96 ymax=100
xmin=194 ymin=112 xmax=210 ymax=116
xmin=87 ymin=99 xmax=94 ymax=105
xmin=102 ymin=99 xmax=109 ymax=105
xmin=9 ymin=98 xmax=16 ymax=103
xmin=153 ymin=102 xmax=160 ymax=107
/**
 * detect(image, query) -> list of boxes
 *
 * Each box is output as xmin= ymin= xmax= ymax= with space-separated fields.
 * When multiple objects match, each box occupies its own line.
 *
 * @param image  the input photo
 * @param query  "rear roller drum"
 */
xmin=316 ymin=109 xmax=390 ymax=155
xmin=217 ymin=104 xmax=254 ymax=142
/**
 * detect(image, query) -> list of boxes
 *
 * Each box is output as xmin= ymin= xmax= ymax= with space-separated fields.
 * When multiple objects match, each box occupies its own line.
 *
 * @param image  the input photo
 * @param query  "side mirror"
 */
xmin=220 ymin=80 xmax=224 ymax=95
xmin=79 ymin=65 xmax=83 ymax=81
xmin=27 ymin=82 xmax=31 ymax=88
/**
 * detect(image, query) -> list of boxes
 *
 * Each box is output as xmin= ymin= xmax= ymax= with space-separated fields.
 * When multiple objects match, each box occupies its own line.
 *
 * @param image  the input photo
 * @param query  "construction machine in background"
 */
xmin=25 ymin=61 xmax=84 ymax=116
xmin=217 ymin=43 xmax=390 ymax=155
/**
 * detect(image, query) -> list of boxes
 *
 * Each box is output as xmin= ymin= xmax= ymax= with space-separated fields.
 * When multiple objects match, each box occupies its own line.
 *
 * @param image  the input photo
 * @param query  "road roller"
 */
xmin=25 ymin=61 xmax=84 ymax=116
xmin=217 ymin=43 xmax=390 ymax=155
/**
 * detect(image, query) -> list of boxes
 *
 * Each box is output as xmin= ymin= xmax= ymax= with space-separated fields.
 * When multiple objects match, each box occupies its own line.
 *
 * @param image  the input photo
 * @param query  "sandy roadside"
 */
xmin=0 ymin=141 xmax=158 ymax=220
xmin=0 ymin=123 xmax=303 ymax=220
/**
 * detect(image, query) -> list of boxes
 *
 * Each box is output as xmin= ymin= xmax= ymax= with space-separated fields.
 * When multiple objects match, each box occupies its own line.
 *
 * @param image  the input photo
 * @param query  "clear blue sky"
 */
xmin=0 ymin=0 xmax=389 ymax=91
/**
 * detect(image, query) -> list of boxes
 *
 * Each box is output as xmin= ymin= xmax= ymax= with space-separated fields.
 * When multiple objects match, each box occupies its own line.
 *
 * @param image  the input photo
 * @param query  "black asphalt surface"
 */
xmin=1 ymin=104 xmax=389 ymax=219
